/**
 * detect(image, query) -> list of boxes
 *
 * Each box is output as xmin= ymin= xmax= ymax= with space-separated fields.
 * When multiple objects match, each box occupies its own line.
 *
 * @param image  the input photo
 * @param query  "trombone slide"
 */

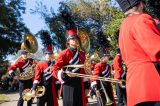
xmin=65 ymin=72 xmax=124 ymax=84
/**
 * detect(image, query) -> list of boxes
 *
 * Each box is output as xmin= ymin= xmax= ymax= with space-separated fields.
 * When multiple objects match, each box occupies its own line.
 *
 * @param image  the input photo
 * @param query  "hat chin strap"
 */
xmin=70 ymin=44 xmax=78 ymax=49
xmin=69 ymin=41 xmax=79 ymax=48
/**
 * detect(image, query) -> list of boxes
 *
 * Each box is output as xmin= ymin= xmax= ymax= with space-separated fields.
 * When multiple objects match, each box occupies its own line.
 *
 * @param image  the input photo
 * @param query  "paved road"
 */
xmin=0 ymin=92 xmax=98 ymax=106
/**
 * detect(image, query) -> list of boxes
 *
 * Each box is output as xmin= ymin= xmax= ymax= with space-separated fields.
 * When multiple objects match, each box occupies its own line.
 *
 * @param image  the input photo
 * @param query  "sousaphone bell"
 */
xmin=78 ymin=30 xmax=90 ymax=53
xmin=21 ymin=33 xmax=38 ymax=53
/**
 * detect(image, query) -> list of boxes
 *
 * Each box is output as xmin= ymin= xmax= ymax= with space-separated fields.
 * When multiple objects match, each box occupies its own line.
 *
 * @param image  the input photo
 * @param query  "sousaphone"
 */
xmin=15 ymin=33 xmax=38 ymax=80
xmin=21 ymin=33 xmax=38 ymax=53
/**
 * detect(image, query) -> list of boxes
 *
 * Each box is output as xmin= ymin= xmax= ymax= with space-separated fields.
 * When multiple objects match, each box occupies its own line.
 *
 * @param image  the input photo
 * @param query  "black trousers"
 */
xmin=55 ymin=83 xmax=61 ymax=98
xmin=62 ymin=78 xmax=82 ymax=106
xmin=90 ymin=87 xmax=96 ymax=97
xmin=135 ymin=102 xmax=160 ymax=106
xmin=116 ymin=83 xmax=126 ymax=106
xmin=37 ymin=85 xmax=54 ymax=106
xmin=17 ymin=79 xmax=33 ymax=106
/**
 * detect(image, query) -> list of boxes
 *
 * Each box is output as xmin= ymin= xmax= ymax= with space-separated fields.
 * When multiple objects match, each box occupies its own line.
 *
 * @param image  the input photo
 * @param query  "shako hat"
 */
xmin=116 ymin=0 xmax=141 ymax=12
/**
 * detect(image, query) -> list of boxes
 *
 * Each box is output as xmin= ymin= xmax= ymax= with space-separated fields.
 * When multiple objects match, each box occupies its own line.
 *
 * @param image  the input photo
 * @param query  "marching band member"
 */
xmin=32 ymin=47 xmax=58 ymax=106
xmin=89 ymin=55 xmax=97 ymax=74
xmin=31 ymin=31 xmax=58 ymax=106
xmin=89 ymin=55 xmax=97 ymax=99
xmin=113 ymin=48 xmax=126 ymax=106
xmin=52 ymin=28 xmax=90 ymax=106
xmin=8 ymin=50 xmax=34 ymax=106
xmin=116 ymin=0 xmax=160 ymax=106
xmin=91 ymin=48 xmax=116 ymax=106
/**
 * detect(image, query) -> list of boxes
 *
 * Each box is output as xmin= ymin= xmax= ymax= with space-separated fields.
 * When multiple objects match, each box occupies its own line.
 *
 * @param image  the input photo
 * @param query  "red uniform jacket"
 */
xmin=52 ymin=48 xmax=88 ymax=106
xmin=89 ymin=63 xmax=96 ymax=72
xmin=8 ymin=58 xmax=34 ymax=75
xmin=93 ymin=63 xmax=111 ymax=78
xmin=91 ymin=62 xmax=112 ymax=86
xmin=113 ymin=54 xmax=123 ymax=79
xmin=34 ymin=61 xmax=58 ymax=106
xmin=119 ymin=12 xmax=160 ymax=106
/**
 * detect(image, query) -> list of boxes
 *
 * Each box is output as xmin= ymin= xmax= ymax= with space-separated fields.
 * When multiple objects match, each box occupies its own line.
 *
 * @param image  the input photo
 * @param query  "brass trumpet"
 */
xmin=22 ymin=86 xmax=45 ymax=101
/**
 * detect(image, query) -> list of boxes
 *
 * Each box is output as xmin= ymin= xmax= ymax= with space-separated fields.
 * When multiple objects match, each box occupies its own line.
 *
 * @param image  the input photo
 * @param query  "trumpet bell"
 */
xmin=22 ymin=88 xmax=33 ymax=101
xmin=36 ymin=86 xmax=46 ymax=97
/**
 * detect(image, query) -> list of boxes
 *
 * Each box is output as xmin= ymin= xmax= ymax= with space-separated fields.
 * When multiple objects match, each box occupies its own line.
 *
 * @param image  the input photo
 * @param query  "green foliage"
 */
xmin=0 ymin=0 xmax=29 ymax=61
xmin=104 ymin=9 xmax=124 ymax=55
xmin=0 ymin=60 xmax=9 ymax=78
xmin=33 ymin=0 xmax=123 ymax=55
xmin=31 ymin=2 xmax=67 ymax=49
xmin=105 ymin=10 xmax=124 ymax=37
xmin=65 ymin=0 xmax=117 ymax=50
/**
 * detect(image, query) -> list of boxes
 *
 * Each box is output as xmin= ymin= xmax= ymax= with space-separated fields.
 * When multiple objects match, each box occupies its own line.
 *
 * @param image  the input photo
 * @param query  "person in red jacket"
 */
xmin=8 ymin=50 xmax=34 ymax=106
xmin=91 ymin=48 xmax=116 ymax=106
xmin=52 ymin=29 xmax=90 ymax=106
xmin=89 ymin=55 xmax=97 ymax=99
xmin=89 ymin=55 xmax=97 ymax=73
xmin=31 ymin=47 xmax=58 ymax=106
xmin=113 ymin=48 xmax=126 ymax=106
xmin=116 ymin=0 xmax=160 ymax=106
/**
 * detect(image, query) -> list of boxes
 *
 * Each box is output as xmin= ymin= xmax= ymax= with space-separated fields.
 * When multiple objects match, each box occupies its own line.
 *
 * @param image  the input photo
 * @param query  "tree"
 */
xmin=33 ymin=0 xmax=122 ymax=53
xmin=67 ymin=0 xmax=113 ymax=50
xmin=0 ymin=0 xmax=29 ymax=61
xmin=31 ymin=2 xmax=66 ymax=50
xmin=104 ymin=8 xmax=124 ymax=52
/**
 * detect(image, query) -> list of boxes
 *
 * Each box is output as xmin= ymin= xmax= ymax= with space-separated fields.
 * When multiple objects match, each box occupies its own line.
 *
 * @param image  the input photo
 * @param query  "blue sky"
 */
xmin=8 ymin=0 xmax=64 ymax=61
xmin=22 ymin=0 xmax=63 ymax=34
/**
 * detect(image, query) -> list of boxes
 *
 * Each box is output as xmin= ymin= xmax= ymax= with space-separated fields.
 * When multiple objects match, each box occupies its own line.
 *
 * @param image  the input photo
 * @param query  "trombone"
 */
xmin=64 ymin=71 xmax=125 ymax=85
xmin=64 ymin=64 xmax=125 ymax=86
xmin=64 ymin=64 xmax=118 ymax=105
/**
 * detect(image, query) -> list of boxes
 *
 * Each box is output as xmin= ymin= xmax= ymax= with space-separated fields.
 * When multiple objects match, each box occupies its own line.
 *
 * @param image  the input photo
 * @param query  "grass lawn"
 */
xmin=0 ymin=93 xmax=10 ymax=104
